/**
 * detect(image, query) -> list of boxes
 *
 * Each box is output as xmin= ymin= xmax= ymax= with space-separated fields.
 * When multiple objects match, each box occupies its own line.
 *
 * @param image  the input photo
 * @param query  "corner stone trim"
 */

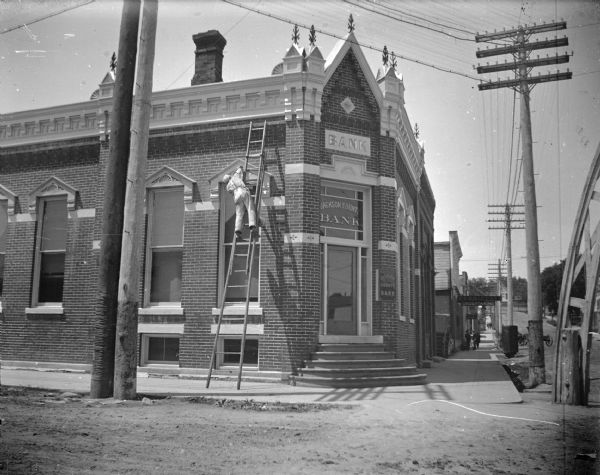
xmin=285 ymin=163 xmax=320 ymax=176
xmin=284 ymin=232 xmax=320 ymax=244
xmin=378 ymin=176 xmax=397 ymax=189
xmin=378 ymin=240 xmax=398 ymax=252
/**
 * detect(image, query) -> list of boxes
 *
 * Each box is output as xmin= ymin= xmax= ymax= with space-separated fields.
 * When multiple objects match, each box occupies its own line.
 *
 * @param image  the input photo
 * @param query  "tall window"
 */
xmin=408 ymin=220 xmax=415 ymax=321
xmin=221 ymin=183 xmax=259 ymax=302
xmin=409 ymin=245 xmax=415 ymax=320
xmin=398 ymin=232 xmax=405 ymax=316
xmin=145 ymin=188 xmax=184 ymax=305
xmin=0 ymin=200 xmax=7 ymax=296
xmin=397 ymin=204 xmax=406 ymax=318
xmin=34 ymin=197 xmax=67 ymax=305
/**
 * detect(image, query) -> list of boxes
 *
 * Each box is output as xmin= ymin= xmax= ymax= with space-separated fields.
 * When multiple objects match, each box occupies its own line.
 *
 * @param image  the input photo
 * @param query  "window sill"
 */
xmin=211 ymin=323 xmax=264 ymax=335
xmin=138 ymin=323 xmax=184 ymax=334
xmin=212 ymin=306 xmax=263 ymax=316
xmin=25 ymin=306 xmax=64 ymax=315
xmin=399 ymin=315 xmax=407 ymax=322
xmin=139 ymin=306 xmax=184 ymax=316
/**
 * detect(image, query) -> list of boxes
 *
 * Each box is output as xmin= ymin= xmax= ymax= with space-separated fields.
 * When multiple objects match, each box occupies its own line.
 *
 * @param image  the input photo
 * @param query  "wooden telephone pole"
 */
xmin=488 ymin=204 xmax=525 ymax=327
xmin=476 ymin=21 xmax=572 ymax=386
xmin=90 ymin=0 xmax=141 ymax=399
xmin=114 ymin=0 xmax=159 ymax=401
xmin=488 ymin=260 xmax=506 ymax=341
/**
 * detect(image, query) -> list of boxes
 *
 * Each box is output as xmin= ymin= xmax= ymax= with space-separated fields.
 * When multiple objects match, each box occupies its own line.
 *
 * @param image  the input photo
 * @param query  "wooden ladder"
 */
xmin=207 ymin=120 xmax=267 ymax=389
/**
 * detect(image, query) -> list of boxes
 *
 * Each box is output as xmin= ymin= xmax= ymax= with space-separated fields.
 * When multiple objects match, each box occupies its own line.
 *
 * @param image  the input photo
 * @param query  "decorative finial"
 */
xmin=347 ymin=14 xmax=355 ymax=33
xmin=110 ymin=52 xmax=117 ymax=72
xmin=292 ymin=24 xmax=300 ymax=44
xmin=309 ymin=25 xmax=316 ymax=46
xmin=390 ymin=51 xmax=397 ymax=70
xmin=382 ymin=46 xmax=388 ymax=66
xmin=414 ymin=123 xmax=420 ymax=139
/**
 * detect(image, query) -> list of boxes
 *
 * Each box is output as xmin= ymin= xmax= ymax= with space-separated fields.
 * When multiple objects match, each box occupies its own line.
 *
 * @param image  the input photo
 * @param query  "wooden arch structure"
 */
xmin=553 ymin=142 xmax=600 ymax=405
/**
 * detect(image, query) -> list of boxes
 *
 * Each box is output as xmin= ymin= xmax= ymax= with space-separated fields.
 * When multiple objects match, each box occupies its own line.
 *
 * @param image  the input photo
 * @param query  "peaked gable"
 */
xmin=28 ymin=176 xmax=79 ymax=212
xmin=100 ymin=71 xmax=116 ymax=85
xmin=0 ymin=184 xmax=18 ymax=214
xmin=146 ymin=166 xmax=196 ymax=204
xmin=322 ymin=49 xmax=380 ymax=125
xmin=324 ymin=32 xmax=382 ymax=108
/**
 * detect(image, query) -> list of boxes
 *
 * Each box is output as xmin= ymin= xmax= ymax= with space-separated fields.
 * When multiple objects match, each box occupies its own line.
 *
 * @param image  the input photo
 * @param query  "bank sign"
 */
xmin=321 ymin=197 xmax=362 ymax=230
xmin=325 ymin=130 xmax=370 ymax=157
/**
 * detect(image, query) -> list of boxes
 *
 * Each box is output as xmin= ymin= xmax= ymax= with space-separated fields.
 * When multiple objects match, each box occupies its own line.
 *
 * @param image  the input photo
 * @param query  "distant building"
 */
xmin=0 ymin=27 xmax=435 ymax=379
xmin=434 ymin=231 xmax=466 ymax=355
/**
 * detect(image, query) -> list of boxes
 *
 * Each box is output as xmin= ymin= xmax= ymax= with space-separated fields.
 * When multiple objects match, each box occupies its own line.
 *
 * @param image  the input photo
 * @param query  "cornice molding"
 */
xmin=1 ymin=76 xmax=288 ymax=148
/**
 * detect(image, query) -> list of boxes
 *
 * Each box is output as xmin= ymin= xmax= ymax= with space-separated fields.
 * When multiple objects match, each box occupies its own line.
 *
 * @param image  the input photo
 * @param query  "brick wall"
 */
xmin=1 ymin=139 xmax=100 ymax=363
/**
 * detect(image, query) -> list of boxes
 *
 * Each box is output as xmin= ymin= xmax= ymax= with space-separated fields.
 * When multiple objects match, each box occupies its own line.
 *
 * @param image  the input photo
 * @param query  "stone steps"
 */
xmin=291 ymin=373 xmax=427 ymax=388
xmin=291 ymin=340 xmax=427 ymax=388
xmin=312 ymin=351 xmax=394 ymax=360
xmin=299 ymin=366 xmax=420 ymax=378
xmin=304 ymin=358 xmax=408 ymax=369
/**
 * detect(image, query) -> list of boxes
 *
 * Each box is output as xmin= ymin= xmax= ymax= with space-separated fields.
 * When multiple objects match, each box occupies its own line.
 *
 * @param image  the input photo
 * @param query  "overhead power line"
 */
xmin=342 ymin=0 xmax=475 ymax=42
xmin=221 ymin=0 xmax=481 ymax=82
xmin=0 ymin=0 xmax=95 ymax=34
xmin=369 ymin=0 xmax=475 ymax=35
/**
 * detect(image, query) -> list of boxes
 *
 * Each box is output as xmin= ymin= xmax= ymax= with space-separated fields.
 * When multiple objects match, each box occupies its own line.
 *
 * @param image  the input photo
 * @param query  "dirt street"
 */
xmin=1 ymin=385 xmax=598 ymax=475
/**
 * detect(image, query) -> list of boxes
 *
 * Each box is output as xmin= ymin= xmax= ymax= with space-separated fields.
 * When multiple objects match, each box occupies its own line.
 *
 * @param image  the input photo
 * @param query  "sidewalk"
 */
xmin=1 ymin=343 xmax=522 ymax=406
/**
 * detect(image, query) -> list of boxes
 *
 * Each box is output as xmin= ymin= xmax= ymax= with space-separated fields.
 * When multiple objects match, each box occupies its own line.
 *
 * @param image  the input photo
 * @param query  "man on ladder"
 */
xmin=223 ymin=166 xmax=256 ymax=238
xmin=207 ymin=120 xmax=266 ymax=390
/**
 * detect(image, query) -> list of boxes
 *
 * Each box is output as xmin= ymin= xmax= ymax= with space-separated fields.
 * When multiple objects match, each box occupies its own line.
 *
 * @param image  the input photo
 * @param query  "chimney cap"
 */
xmin=192 ymin=30 xmax=227 ymax=49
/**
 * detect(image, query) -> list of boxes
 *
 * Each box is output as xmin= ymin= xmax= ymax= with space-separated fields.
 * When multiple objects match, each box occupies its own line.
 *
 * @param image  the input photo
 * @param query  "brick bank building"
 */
xmin=0 ymin=28 xmax=436 ymax=381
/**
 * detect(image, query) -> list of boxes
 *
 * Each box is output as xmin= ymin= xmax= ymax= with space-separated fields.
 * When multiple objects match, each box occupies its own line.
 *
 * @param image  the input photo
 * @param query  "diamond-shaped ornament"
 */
xmin=341 ymin=97 xmax=355 ymax=114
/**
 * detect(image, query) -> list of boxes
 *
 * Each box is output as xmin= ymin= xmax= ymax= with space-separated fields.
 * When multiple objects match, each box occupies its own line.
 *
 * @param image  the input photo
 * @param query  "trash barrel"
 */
xmin=502 ymin=325 xmax=518 ymax=357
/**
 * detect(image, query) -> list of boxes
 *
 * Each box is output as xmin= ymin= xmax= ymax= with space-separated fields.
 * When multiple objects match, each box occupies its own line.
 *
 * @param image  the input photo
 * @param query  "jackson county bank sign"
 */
xmin=325 ymin=129 xmax=371 ymax=157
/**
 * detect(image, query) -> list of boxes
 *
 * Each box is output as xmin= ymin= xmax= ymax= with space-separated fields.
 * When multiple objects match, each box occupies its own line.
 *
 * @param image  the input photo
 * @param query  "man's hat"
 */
xmin=223 ymin=174 xmax=231 ymax=183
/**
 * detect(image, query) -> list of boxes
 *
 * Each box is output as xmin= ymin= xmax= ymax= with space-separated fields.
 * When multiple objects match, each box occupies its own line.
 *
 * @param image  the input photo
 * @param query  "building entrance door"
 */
xmin=325 ymin=245 xmax=358 ymax=335
xmin=320 ymin=182 xmax=370 ymax=336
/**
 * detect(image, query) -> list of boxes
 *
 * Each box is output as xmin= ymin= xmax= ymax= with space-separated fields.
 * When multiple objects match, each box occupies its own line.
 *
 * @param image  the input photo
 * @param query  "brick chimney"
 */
xmin=191 ymin=30 xmax=226 ymax=86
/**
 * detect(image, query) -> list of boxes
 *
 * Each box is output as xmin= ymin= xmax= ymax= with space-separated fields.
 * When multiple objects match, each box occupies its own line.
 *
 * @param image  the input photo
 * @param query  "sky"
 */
xmin=1 ymin=0 xmax=599 ymax=280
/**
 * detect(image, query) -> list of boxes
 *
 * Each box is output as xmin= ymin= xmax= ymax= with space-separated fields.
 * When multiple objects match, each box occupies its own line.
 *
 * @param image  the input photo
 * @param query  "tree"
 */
xmin=541 ymin=259 xmax=585 ymax=316
xmin=466 ymin=277 xmax=495 ymax=296
xmin=541 ymin=262 xmax=563 ymax=315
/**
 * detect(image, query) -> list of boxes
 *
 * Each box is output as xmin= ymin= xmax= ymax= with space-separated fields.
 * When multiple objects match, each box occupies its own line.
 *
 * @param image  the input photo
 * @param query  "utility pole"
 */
xmin=488 ymin=204 xmax=525 ymax=326
xmin=90 ymin=0 xmax=141 ymax=399
xmin=476 ymin=21 xmax=572 ymax=386
xmin=114 ymin=0 xmax=158 ymax=401
xmin=488 ymin=260 xmax=506 ymax=343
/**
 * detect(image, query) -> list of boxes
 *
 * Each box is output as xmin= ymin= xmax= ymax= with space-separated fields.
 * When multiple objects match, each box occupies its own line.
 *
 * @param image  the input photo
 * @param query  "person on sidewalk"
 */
xmin=464 ymin=330 xmax=471 ymax=351
xmin=473 ymin=331 xmax=480 ymax=350
xmin=223 ymin=166 xmax=256 ymax=238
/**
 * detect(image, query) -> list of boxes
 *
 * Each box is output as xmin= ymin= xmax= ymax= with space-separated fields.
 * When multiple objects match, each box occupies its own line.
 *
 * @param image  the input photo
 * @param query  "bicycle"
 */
xmin=517 ymin=332 xmax=529 ymax=346
xmin=518 ymin=332 xmax=552 ymax=347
